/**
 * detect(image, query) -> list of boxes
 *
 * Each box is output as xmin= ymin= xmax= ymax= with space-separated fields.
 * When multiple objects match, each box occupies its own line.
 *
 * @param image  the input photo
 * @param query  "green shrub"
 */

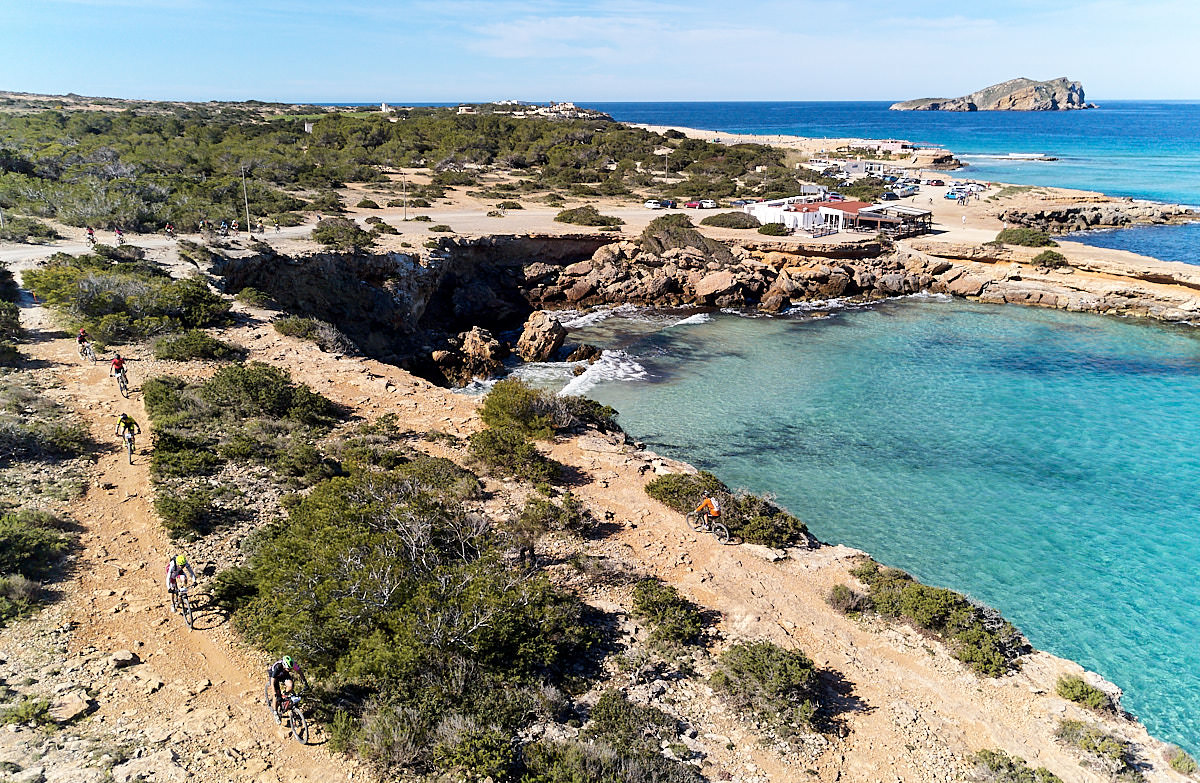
xmin=271 ymin=211 xmax=305 ymax=227
xmin=428 ymin=224 xmax=454 ymax=232
xmin=643 ymin=471 xmax=807 ymax=548
xmin=410 ymin=215 xmax=433 ymax=222
xmin=1055 ymin=675 xmax=1112 ymax=712
xmin=0 ymin=216 xmax=60 ymax=244
xmin=371 ymin=221 xmax=399 ymax=235
xmin=479 ymin=379 xmax=618 ymax=438
xmin=849 ymin=558 xmax=1026 ymax=676
xmin=206 ymin=565 xmax=259 ymax=613
xmin=150 ymin=430 xmax=221 ymax=478
xmin=969 ymin=749 xmax=1064 ymax=783
xmin=1167 ymin=746 xmax=1198 ymax=776
xmin=200 ymin=363 xmax=339 ymax=427
xmin=309 ymin=191 xmax=346 ymax=214
xmin=995 ymin=228 xmax=1057 ymax=247
xmin=700 ymin=211 xmax=760 ymax=229
xmin=0 ymin=574 xmax=40 ymax=626
xmin=0 ymin=695 xmax=51 ymax=726
xmin=154 ymin=486 xmax=213 ymax=539
xmin=154 ymin=329 xmax=240 ymax=361
xmin=497 ymin=201 xmax=522 ymax=210
xmin=1033 ymin=249 xmax=1068 ymax=267
xmin=356 ymin=198 xmax=380 ymax=209
xmin=631 ymin=578 xmax=703 ymax=648
xmin=710 ymin=641 xmax=819 ymax=737
xmin=273 ymin=315 xmax=358 ymax=354
xmin=0 ymin=509 xmax=70 ymax=580
xmin=1055 ymin=720 xmax=1134 ymax=774
xmin=522 ymin=738 xmax=701 ymax=783
xmin=518 ymin=493 xmax=588 ymax=536
xmin=585 ymin=689 xmax=676 ymax=755
xmin=235 ymin=287 xmax=273 ymax=307
xmin=757 ymin=222 xmax=789 ymax=236
xmin=839 ymin=177 xmax=888 ymax=203
xmin=554 ymin=206 xmax=624 ymax=227
xmin=468 ymin=427 xmax=560 ymax=483
xmin=312 ymin=218 xmax=376 ymax=250
xmin=827 ymin=584 xmax=867 ymax=615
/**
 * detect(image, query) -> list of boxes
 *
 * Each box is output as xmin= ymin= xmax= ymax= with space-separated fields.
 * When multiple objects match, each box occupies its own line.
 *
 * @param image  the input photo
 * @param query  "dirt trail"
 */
xmin=17 ymin=301 xmax=354 ymax=783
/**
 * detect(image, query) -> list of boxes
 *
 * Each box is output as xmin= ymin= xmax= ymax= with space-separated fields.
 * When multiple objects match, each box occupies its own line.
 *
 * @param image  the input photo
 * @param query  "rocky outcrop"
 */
xmin=431 ymin=326 xmax=509 ymax=385
xmin=891 ymin=78 xmax=1095 ymax=111
xmin=516 ymin=311 xmax=567 ymax=362
xmin=999 ymin=202 xmax=1197 ymax=234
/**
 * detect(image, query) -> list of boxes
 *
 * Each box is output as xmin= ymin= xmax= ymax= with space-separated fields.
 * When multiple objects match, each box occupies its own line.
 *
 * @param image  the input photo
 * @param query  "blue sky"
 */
xmin=3 ymin=0 xmax=1198 ymax=102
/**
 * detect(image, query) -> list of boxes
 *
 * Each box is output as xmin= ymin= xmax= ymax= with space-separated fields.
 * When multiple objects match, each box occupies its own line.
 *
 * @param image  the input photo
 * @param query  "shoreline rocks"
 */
xmin=891 ymin=77 xmax=1095 ymax=112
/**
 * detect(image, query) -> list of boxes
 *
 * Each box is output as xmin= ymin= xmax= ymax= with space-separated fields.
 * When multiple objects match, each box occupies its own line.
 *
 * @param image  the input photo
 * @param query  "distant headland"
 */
xmin=890 ymin=77 xmax=1096 ymax=111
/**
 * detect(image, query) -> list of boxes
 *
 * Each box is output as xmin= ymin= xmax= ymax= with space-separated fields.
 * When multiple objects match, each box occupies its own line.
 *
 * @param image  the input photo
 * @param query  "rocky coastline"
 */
xmin=890 ymin=77 xmax=1095 ymax=111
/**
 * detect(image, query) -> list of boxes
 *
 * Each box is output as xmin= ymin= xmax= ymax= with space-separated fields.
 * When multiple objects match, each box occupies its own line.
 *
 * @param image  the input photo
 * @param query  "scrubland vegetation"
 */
xmin=643 ymin=470 xmax=808 ymax=548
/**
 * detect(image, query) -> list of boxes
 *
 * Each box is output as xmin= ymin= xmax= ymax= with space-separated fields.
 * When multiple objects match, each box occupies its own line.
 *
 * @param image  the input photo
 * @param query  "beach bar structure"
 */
xmin=743 ymin=198 xmax=933 ymax=238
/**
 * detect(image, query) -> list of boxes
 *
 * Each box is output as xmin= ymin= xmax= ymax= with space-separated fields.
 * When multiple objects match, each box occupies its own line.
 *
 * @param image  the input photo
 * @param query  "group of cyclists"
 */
xmin=84 ymin=217 xmax=281 ymax=246
xmin=76 ymin=327 xmax=308 ymax=719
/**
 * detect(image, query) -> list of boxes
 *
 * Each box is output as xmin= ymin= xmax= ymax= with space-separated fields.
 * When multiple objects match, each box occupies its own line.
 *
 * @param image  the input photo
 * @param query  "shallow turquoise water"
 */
xmin=534 ymin=300 xmax=1200 ymax=752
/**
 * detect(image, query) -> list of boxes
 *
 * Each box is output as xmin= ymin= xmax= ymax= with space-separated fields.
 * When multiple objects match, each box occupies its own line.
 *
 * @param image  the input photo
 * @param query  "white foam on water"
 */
xmin=664 ymin=312 xmax=712 ymax=329
xmin=555 ymin=304 xmax=641 ymax=329
xmin=559 ymin=350 xmax=648 ymax=396
xmin=720 ymin=307 xmax=772 ymax=319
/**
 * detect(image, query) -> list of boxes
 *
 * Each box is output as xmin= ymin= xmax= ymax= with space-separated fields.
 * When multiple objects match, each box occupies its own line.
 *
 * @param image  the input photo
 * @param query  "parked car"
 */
xmin=699 ymin=199 xmax=718 ymax=209
xmin=660 ymin=199 xmax=677 ymax=209
xmin=643 ymin=199 xmax=663 ymax=209
xmin=730 ymin=199 xmax=749 ymax=206
xmin=684 ymin=200 xmax=701 ymax=208
xmin=945 ymin=190 xmax=964 ymax=200
xmin=880 ymin=191 xmax=900 ymax=201
xmin=892 ymin=185 xmax=918 ymax=197
xmin=923 ymin=178 xmax=945 ymax=187
xmin=827 ymin=193 xmax=845 ymax=202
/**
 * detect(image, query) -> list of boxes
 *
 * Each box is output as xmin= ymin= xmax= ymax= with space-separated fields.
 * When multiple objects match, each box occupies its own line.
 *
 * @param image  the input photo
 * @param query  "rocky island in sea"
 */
xmin=890 ymin=77 xmax=1095 ymax=111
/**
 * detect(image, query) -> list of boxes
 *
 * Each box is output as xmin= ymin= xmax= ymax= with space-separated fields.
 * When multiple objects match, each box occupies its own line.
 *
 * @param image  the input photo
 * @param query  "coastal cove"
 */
xmin=585 ymin=101 xmax=1200 ymax=206
xmin=512 ymin=298 xmax=1200 ymax=755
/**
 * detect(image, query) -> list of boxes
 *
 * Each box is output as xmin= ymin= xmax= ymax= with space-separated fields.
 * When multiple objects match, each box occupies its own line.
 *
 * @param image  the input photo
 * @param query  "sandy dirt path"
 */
xmin=17 ymin=301 xmax=355 ymax=783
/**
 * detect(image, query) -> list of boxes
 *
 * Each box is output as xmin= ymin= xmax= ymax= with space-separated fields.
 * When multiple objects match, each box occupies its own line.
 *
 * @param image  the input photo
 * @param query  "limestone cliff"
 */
xmin=890 ymin=77 xmax=1094 ymax=111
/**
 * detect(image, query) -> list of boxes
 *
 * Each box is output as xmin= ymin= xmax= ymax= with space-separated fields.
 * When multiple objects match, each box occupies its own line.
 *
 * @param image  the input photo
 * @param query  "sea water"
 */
xmin=585 ymin=101 xmax=1200 ymax=207
xmin=515 ymin=299 xmax=1200 ymax=753
xmin=1067 ymin=222 xmax=1200 ymax=267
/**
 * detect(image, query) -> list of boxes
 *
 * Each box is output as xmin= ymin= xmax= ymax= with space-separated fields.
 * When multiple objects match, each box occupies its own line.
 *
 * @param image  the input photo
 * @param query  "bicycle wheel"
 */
xmin=117 ymin=375 xmax=129 ymax=398
xmin=687 ymin=512 xmax=705 ymax=532
xmin=711 ymin=523 xmax=731 ymax=545
xmin=126 ymin=437 xmax=134 ymax=463
xmin=182 ymin=594 xmax=194 ymax=629
xmin=170 ymin=591 xmax=178 ymax=615
xmin=288 ymin=707 xmax=308 ymax=743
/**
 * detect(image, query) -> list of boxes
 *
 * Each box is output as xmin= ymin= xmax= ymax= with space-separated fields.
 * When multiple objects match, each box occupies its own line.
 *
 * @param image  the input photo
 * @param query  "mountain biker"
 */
xmin=231 ymin=219 xmax=239 ymax=234
xmin=267 ymin=656 xmax=309 ymax=714
xmin=165 ymin=554 xmax=195 ymax=610
xmin=77 ymin=327 xmax=90 ymax=347
xmin=165 ymin=222 xmax=175 ymax=237
xmin=116 ymin=412 xmax=140 ymax=439
xmin=694 ymin=490 xmax=721 ymax=523
xmin=111 ymin=353 xmax=128 ymax=381
xmin=86 ymin=226 xmax=95 ymax=242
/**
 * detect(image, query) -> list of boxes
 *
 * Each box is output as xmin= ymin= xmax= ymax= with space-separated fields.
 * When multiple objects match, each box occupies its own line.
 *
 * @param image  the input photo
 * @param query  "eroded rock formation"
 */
xmin=891 ymin=77 xmax=1094 ymax=111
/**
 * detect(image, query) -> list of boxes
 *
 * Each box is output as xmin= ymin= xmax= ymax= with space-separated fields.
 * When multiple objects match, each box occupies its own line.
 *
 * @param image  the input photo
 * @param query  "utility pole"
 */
xmin=402 ymin=172 xmax=408 ymax=222
xmin=240 ymin=165 xmax=252 ymax=236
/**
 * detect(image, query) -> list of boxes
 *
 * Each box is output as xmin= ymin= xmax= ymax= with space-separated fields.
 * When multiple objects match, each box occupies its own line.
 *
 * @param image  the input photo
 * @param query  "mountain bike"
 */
xmin=266 ymin=685 xmax=308 ymax=744
xmin=686 ymin=510 xmax=731 ymax=544
xmin=123 ymin=430 xmax=136 ymax=464
xmin=114 ymin=368 xmax=129 ymax=397
xmin=79 ymin=341 xmax=96 ymax=363
xmin=170 ymin=575 xmax=194 ymax=629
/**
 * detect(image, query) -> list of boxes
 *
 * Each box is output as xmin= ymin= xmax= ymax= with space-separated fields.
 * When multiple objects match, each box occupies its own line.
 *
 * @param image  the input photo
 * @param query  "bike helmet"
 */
xmin=282 ymin=655 xmax=295 ymax=670
xmin=175 ymin=554 xmax=187 ymax=566
xmin=702 ymin=489 xmax=711 ymax=497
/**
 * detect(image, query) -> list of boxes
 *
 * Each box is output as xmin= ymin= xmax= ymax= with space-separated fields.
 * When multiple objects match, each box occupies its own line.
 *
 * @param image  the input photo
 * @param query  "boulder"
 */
xmin=49 ymin=690 xmax=93 ymax=723
xmin=107 ymin=650 xmax=139 ymax=669
xmin=516 ymin=311 xmax=567 ymax=362
xmin=694 ymin=270 xmax=737 ymax=300
xmin=111 ymin=750 xmax=186 ymax=783
xmin=564 ymin=343 xmax=602 ymax=363
xmin=459 ymin=326 xmax=508 ymax=377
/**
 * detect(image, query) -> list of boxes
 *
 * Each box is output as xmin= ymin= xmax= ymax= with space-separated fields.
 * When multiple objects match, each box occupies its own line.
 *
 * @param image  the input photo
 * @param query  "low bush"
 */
xmin=522 ymin=738 xmax=701 ymax=783
xmin=631 ymin=578 xmax=703 ymax=648
xmin=1033 ymin=249 xmax=1068 ymax=268
xmin=995 ymin=228 xmax=1057 ymax=247
xmin=969 ymin=749 xmax=1064 ymax=783
xmin=235 ymin=287 xmax=273 ymax=307
xmin=0 ymin=695 xmax=51 ymax=726
xmin=468 ymin=427 xmax=561 ymax=483
xmin=154 ymin=486 xmax=214 ymax=539
xmin=429 ymin=224 xmax=454 ymax=232
xmin=827 ymin=584 xmax=868 ymax=615
xmin=205 ymin=565 xmax=258 ymax=613
xmin=364 ymin=215 xmax=382 ymax=224
xmin=308 ymin=191 xmax=346 ymax=214
xmin=271 ymin=211 xmax=305 ymax=227
xmin=0 ymin=509 xmax=71 ymax=625
xmin=849 ymin=558 xmax=1026 ymax=676
xmin=1167 ymin=746 xmax=1199 ymax=776
xmin=0 ymin=216 xmax=60 ymax=244
xmin=639 ymin=213 xmax=733 ymax=264
xmin=710 ymin=641 xmax=819 ymax=738
xmin=371 ymin=222 xmax=399 ymax=235
xmin=757 ymin=222 xmax=789 ymax=236
xmin=410 ymin=215 xmax=433 ymax=222
xmin=154 ymin=329 xmax=240 ymax=361
xmin=643 ymin=471 xmax=807 ymax=548
xmin=273 ymin=316 xmax=358 ymax=354
xmin=554 ymin=205 xmax=624 ymax=227
xmin=1055 ymin=675 xmax=1112 ymax=712
xmin=312 ymin=218 xmax=376 ymax=250
xmin=479 ymin=379 xmax=619 ymax=439
xmin=356 ymin=198 xmax=380 ymax=209
xmin=1055 ymin=719 xmax=1136 ymax=776
xmin=497 ymin=201 xmax=523 ymax=210
xmin=700 ymin=211 xmax=761 ymax=229
xmin=518 ymin=493 xmax=588 ymax=536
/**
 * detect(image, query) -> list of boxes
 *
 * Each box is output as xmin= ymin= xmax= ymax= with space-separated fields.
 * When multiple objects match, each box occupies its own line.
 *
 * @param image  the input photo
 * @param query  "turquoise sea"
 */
xmin=512 ymin=300 xmax=1200 ymax=753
